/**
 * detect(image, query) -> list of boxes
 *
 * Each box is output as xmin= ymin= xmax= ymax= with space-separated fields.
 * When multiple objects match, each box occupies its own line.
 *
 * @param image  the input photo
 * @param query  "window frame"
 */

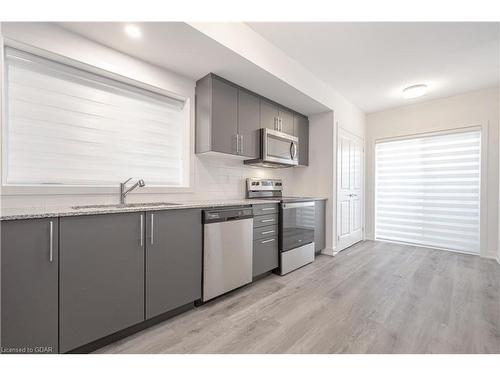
xmin=0 ymin=41 xmax=194 ymax=196
xmin=372 ymin=125 xmax=487 ymax=256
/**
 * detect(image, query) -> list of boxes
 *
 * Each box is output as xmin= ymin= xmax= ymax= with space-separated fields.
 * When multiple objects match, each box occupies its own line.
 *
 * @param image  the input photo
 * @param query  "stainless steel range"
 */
xmin=247 ymin=178 xmax=315 ymax=275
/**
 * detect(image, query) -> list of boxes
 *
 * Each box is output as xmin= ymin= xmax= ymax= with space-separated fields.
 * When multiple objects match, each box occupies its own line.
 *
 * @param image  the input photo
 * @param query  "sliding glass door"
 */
xmin=375 ymin=129 xmax=481 ymax=254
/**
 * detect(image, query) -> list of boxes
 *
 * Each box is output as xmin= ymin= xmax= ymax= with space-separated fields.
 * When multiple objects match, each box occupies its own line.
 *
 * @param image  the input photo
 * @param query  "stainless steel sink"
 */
xmin=71 ymin=202 xmax=181 ymax=210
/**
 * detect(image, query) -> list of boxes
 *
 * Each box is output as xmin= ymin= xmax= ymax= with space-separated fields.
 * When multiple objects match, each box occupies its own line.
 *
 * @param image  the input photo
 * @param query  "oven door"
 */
xmin=263 ymin=128 xmax=299 ymax=166
xmin=280 ymin=201 xmax=315 ymax=252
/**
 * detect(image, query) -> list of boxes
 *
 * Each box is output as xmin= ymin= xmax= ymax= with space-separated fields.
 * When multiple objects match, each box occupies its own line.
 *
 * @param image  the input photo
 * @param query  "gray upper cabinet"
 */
xmin=145 ymin=209 xmax=202 ymax=319
xmin=211 ymin=77 xmax=239 ymax=155
xmin=238 ymin=89 xmax=260 ymax=158
xmin=260 ymin=99 xmax=279 ymax=131
xmin=196 ymin=74 xmax=258 ymax=158
xmin=196 ymin=73 xmax=309 ymax=165
xmin=294 ymin=113 xmax=309 ymax=166
xmin=59 ymin=213 xmax=145 ymax=352
xmin=278 ymin=108 xmax=294 ymax=135
xmin=1 ymin=218 xmax=59 ymax=353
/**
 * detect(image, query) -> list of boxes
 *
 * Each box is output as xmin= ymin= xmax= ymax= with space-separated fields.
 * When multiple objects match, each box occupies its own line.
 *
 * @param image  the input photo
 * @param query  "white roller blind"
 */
xmin=375 ymin=130 xmax=481 ymax=254
xmin=3 ymin=47 xmax=189 ymax=186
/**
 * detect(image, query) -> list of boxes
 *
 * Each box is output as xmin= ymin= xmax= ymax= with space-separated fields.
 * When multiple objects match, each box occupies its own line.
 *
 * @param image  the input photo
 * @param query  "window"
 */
xmin=375 ymin=130 xmax=481 ymax=254
xmin=3 ymin=47 xmax=190 ymax=187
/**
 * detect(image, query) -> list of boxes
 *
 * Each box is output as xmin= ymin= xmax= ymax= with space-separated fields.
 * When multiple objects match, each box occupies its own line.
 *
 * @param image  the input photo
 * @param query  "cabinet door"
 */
xmin=279 ymin=108 xmax=294 ymax=135
xmin=260 ymin=99 xmax=279 ymax=130
xmin=252 ymin=237 xmax=279 ymax=277
xmin=314 ymin=200 xmax=326 ymax=253
xmin=294 ymin=114 xmax=309 ymax=166
xmin=238 ymin=89 xmax=260 ymax=158
xmin=59 ymin=213 xmax=145 ymax=352
xmin=211 ymin=77 xmax=238 ymax=155
xmin=1 ymin=218 xmax=59 ymax=353
xmin=145 ymin=209 xmax=202 ymax=319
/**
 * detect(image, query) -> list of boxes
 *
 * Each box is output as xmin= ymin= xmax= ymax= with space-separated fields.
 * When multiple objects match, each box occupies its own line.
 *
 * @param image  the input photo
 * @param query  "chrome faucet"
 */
xmin=120 ymin=178 xmax=146 ymax=204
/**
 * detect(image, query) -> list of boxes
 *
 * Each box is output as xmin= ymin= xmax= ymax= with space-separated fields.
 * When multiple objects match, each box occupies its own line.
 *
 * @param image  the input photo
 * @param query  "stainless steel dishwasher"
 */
xmin=202 ymin=207 xmax=254 ymax=302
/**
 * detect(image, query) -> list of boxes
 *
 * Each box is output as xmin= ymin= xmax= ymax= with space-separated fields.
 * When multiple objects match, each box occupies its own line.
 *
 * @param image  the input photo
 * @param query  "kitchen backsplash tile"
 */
xmin=0 ymin=154 xmax=295 ymax=209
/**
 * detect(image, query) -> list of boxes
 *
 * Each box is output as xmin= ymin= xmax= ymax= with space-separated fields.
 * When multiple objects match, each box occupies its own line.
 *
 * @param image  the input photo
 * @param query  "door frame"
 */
xmin=336 ymin=127 xmax=365 ymax=252
xmin=371 ymin=124 xmax=487 ymax=257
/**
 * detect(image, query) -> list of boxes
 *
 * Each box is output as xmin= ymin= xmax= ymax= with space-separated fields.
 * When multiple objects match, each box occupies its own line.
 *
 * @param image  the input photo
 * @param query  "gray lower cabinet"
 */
xmin=314 ymin=200 xmax=326 ymax=253
xmin=1 ymin=218 xmax=59 ymax=353
xmin=59 ymin=213 xmax=145 ymax=352
xmin=252 ymin=204 xmax=279 ymax=277
xmin=145 ymin=209 xmax=202 ymax=319
xmin=253 ymin=237 xmax=279 ymax=277
xmin=294 ymin=114 xmax=309 ymax=166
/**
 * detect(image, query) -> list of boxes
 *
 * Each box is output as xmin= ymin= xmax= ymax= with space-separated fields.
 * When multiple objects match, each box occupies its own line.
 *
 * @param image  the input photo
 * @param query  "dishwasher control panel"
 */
xmin=203 ymin=207 xmax=253 ymax=223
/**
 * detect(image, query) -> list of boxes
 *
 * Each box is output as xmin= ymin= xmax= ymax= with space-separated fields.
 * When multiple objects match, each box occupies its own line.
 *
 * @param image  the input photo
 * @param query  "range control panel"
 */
xmin=246 ymin=178 xmax=283 ymax=192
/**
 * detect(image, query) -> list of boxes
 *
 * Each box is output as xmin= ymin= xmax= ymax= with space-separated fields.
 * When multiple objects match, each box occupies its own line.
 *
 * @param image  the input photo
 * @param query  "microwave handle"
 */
xmin=290 ymin=142 xmax=298 ymax=160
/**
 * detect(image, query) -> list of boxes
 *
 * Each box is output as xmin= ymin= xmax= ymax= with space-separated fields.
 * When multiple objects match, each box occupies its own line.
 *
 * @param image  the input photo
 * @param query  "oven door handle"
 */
xmin=282 ymin=201 xmax=315 ymax=209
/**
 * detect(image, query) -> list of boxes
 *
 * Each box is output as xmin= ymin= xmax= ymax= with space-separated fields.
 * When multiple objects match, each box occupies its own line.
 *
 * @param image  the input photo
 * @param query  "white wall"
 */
xmin=0 ymin=22 xmax=294 ymax=209
xmin=0 ymin=22 xmax=367 ymax=258
xmin=190 ymin=23 xmax=367 ymax=253
xmin=293 ymin=111 xmax=335 ymax=254
xmin=366 ymin=87 xmax=500 ymax=259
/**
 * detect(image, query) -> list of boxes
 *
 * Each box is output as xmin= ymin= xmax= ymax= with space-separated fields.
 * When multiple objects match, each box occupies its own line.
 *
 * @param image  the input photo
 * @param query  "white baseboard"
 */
xmin=320 ymin=246 xmax=338 ymax=257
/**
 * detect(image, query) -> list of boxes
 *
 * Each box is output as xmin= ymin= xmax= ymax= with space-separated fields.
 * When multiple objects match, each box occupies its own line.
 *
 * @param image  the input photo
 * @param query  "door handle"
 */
xmin=240 ymin=135 xmax=244 ymax=154
xmin=49 ymin=220 xmax=54 ymax=262
xmin=261 ymin=207 xmax=275 ymax=211
xmin=261 ymin=238 xmax=275 ymax=244
xmin=261 ymin=230 xmax=275 ymax=235
xmin=261 ymin=219 xmax=275 ymax=223
xmin=150 ymin=213 xmax=154 ymax=245
xmin=279 ymin=118 xmax=283 ymax=132
xmin=140 ymin=214 xmax=144 ymax=247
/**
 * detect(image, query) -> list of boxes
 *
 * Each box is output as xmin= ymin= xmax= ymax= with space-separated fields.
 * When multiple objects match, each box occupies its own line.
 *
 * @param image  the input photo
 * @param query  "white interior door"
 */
xmin=337 ymin=129 xmax=364 ymax=251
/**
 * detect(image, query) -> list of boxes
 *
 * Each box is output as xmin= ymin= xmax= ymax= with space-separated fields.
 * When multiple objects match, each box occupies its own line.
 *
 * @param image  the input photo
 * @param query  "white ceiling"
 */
xmin=247 ymin=22 xmax=500 ymax=113
xmin=57 ymin=22 xmax=329 ymax=115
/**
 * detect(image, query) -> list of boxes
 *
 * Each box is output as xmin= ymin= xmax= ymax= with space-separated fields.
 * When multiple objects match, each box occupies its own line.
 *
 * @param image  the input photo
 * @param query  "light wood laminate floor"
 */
xmin=97 ymin=240 xmax=500 ymax=354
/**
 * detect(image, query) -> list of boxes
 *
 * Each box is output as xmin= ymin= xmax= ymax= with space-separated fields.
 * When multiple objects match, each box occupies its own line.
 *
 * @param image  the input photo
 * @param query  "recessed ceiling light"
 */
xmin=124 ymin=24 xmax=142 ymax=39
xmin=402 ymin=84 xmax=428 ymax=99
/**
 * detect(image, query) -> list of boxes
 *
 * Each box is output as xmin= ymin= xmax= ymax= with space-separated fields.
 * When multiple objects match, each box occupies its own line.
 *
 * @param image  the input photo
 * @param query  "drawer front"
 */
xmin=253 ymin=204 xmax=279 ymax=216
xmin=253 ymin=224 xmax=278 ymax=240
xmin=253 ymin=237 xmax=279 ymax=277
xmin=253 ymin=214 xmax=278 ymax=228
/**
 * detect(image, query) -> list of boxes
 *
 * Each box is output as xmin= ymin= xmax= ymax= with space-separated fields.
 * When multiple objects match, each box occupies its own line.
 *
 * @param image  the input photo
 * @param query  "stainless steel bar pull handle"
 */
xmin=261 ymin=238 xmax=275 ymax=244
xmin=261 ymin=207 xmax=275 ymax=211
xmin=150 ymin=213 xmax=154 ymax=245
xmin=240 ymin=135 xmax=243 ymax=154
xmin=49 ymin=220 xmax=54 ymax=262
xmin=261 ymin=230 xmax=275 ymax=235
xmin=261 ymin=219 xmax=275 ymax=223
xmin=140 ymin=214 xmax=144 ymax=247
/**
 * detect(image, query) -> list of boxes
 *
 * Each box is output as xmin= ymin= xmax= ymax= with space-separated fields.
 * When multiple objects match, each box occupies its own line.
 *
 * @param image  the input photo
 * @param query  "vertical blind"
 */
xmin=4 ymin=47 xmax=188 ymax=186
xmin=375 ymin=130 xmax=481 ymax=254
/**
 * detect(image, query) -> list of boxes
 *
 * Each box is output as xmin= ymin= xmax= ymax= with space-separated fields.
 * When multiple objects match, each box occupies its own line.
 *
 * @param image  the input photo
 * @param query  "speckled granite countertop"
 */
xmin=0 ymin=197 xmax=327 ymax=221
xmin=0 ymin=199 xmax=270 ymax=221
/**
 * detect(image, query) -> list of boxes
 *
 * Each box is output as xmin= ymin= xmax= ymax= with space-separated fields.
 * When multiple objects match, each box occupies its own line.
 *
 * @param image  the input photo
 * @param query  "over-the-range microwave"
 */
xmin=244 ymin=128 xmax=299 ymax=168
